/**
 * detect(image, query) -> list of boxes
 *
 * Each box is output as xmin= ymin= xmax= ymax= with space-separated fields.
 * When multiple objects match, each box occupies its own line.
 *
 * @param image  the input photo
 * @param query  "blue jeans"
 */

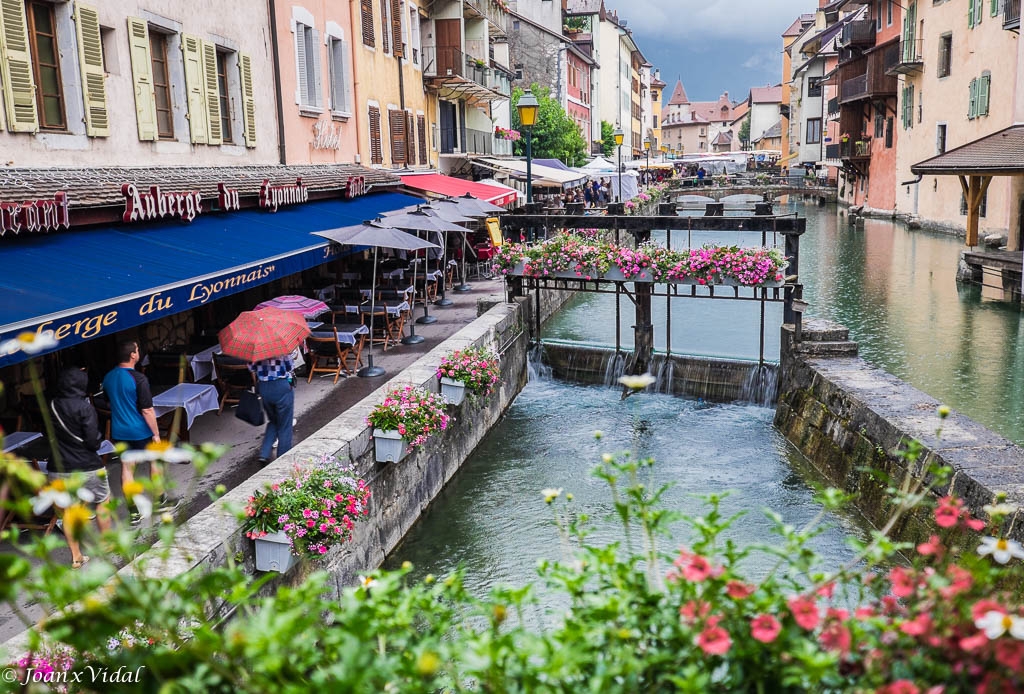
xmin=257 ymin=378 xmax=294 ymax=460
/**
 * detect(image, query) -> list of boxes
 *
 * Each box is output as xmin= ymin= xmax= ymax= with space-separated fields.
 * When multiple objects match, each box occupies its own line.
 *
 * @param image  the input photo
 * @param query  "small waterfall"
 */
xmin=739 ymin=364 xmax=779 ymax=407
xmin=601 ymin=351 xmax=627 ymax=386
xmin=654 ymin=358 xmax=675 ymax=394
xmin=527 ymin=343 xmax=552 ymax=382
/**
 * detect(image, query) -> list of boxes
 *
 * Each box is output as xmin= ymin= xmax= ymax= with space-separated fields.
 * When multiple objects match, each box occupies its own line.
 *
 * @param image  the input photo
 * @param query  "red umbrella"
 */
xmin=218 ymin=307 xmax=311 ymax=362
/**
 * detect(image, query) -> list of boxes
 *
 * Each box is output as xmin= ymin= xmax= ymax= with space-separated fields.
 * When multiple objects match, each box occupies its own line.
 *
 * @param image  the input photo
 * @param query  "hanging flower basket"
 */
xmin=372 ymin=429 xmax=409 ymax=462
xmin=254 ymin=530 xmax=296 ymax=573
xmin=367 ymin=385 xmax=451 ymax=461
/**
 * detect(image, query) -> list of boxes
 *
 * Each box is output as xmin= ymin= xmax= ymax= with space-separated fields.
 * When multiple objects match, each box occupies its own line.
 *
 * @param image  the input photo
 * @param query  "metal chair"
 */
xmin=306 ymin=329 xmax=347 ymax=384
xmin=213 ymin=354 xmax=255 ymax=414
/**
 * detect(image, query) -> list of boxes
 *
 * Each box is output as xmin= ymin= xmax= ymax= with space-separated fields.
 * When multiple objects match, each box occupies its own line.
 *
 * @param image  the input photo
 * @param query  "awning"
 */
xmin=400 ymin=173 xmax=517 ymax=206
xmin=0 ymin=192 xmax=421 ymax=367
xmin=476 ymin=158 xmax=588 ymax=189
xmin=911 ymin=125 xmax=1024 ymax=176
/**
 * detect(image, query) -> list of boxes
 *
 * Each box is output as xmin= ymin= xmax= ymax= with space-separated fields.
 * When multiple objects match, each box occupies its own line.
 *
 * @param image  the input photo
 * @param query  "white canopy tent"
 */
xmin=580 ymin=156 xmax=616 ymax=172
xmin=477 ymin=158 xmax=588 ymax=189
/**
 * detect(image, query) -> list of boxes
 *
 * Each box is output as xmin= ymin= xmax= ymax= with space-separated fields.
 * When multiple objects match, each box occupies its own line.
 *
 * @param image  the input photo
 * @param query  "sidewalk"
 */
xmin=0 ymin=278 xmax=507 ymax=643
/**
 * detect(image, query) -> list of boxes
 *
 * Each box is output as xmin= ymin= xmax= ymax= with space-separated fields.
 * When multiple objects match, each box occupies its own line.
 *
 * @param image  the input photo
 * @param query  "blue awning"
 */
xmin=0 ymin=192 xmax=422 ymax=367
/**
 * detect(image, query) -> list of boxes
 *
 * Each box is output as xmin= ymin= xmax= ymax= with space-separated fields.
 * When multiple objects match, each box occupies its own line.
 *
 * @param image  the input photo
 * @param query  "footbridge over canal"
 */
xmin=668 ymin=183 xmax=837 ymax=207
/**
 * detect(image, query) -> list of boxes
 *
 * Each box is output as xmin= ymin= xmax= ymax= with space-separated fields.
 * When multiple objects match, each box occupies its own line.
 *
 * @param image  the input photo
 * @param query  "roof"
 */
xmin=712 ymin=131 xmax=733 ymax=146
xmin=399 ymin=173 xmax=517 ymax=206
xmin=758 ymin=120 xmax=783 ymax=140
xmin=911 ymin=125 xmax=1024 ymax=176
xmin=730 ymin=101 xmax=750 ymax=124
xmin=750 ymin=85 xmax=783 ymax=104
xmin=476 ymin=158 xmax=588 ymax=188
xmin=565 ymin=0 xmax=602 ymax=14
xmin=667 ymin=80 xmax=689 ymax=105
xmin=0 ymin=164 xmax=399 ymax=210
xmin=650 ymin=75 xmax=666 ymax=88
xmin=689 ymin=92 xmax=741 ymax=123
xmin=782 ymin=14 xmax=815 ymax=37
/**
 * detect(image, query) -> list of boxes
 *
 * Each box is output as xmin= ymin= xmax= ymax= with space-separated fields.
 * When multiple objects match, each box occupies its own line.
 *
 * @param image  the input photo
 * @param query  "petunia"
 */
xmin=977 ymin=536 xmax=1024 ymax=564
xmin=726 ymin=580 xmax=755 ymax=599
xmin=788 ymin=595 xmax=819 ymax=631
xmin=695 ymin=625 xmax=731 ymax=656
xmin=750 ymin=614 xmax=781 ymax=643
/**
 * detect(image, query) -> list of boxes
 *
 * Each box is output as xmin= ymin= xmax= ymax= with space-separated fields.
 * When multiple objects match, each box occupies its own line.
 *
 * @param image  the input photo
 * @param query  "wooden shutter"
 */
xmin=202 ymin=41 xmax=222 ymax=144
xmin=389 ymin=108 xmax=406 ymax=164
xmin=294 ymin=24 xmax=308 ymax=105
xmin=239 ymin=52 xmax=256 ymax=147
xmin=126 ymin=17 xmax=157 ymax=140
xmin=968 ymin=78 xmax=978 ymax=118
xmin=417 ymin=114 xmax=427 ymax=165
xmin=391 ymin=0 xmax=403 ymax=57
xmin=0 ymin=0 xmax=38 ymax=132
xmin=73 ymin=3 xmax=108 ymax=137
xmin=978 ymin=73 xmax=991 ymax=116
xmin=380 ymin=0 xmax=389 ymax=53
xmin=993 ymin=0 xmax=1000 ymax=16
xmin=361 ymin=0 xmax=374 ymax=47
xmin=181 ymin=34 xmax=209 ymax=143
xmin=310 ymin=29 xmax=323 ymax=107
xmin=406 ymin=111 xmax=415 ymax=163
xmin=968 ymin=0 xmax=976 ymax=27
xmin=369 ymin=105 xmax=383 ymax=164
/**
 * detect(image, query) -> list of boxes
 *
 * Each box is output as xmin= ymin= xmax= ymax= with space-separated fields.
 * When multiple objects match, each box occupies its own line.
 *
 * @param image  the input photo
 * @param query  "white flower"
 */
xmin=0 ymin=330 xmax=58 ymax=356
xmin=541 ymin=487 xmax=563 ymax=504
xmin=76 ymin=486 xmax=96 ymax=504
xmin=134 ymin=493 xmax=153 ymax=520
xmin=359 ymin=575 xmax=378 ymax=590
xmin=31 ymin=486 xmax=73 ymax=515
xmin=977 ymin=536 xmax=1024 ymax=564
xmin=983 ymin=503 xmax=1018 ymax=518
xmin=121 ymin=441 xmax=193 ymax=465
xmin=618 ymin=373 xmax=656 ymax=390
xmin=975 ymin=610 xmax=1024 ymax=640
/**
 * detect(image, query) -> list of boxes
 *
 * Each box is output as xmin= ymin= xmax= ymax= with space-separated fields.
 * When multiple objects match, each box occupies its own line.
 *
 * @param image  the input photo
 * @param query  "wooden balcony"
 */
xmin=838 ymin=19 xmax=876 ymax=48
xmin=1006 ymin=0 xmax=1021 ymax=30
xmin=887 ymin=38 xmax=923 ymax=75
xmin=838 ymin=49 xmax=897 ymax=104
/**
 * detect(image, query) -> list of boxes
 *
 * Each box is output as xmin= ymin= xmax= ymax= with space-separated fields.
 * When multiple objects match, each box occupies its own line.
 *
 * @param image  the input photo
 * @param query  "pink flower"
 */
xmin=899 ymin=613 xmax=932 ymax=637
xmin=916 ymin=535 xmax=942 ymax=557
xmin=888 ymin=566 xmax=916 ymax=598
xmin=750 ymin=614 xmax=782 ymax=643
xmin=678 ymin=600 xmax=710 ymax=624
xmin=819 ymin=620 xmax=852 ymax=655
xmin=682 ymin=554 xmax=714 ymax=582
xmin=695 ymin=625 xmax=732 ymax=656
xmin=934 ymin=496 xmax=963 ymax=528
xmin=726 ymin=580 xmax=755 ymax=599
xmin=788 ymin=595 xmax=819 ymax=631
xmin=878 ymin=681 xmax=920 ymax=694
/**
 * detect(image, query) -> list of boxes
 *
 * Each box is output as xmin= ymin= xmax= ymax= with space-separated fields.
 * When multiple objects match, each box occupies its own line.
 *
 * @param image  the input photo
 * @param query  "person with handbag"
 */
xmin=49 ymin=367 xmax=113 ymax=568
xmin=248 ymin=354 xmax=295 ymax=465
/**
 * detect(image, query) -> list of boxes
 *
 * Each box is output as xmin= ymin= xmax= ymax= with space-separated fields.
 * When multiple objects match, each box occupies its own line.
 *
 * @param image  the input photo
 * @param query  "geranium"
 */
xmin=750 ymin=614 xmax=781 ymax=643
xmin=437 ymin=346 xmax=501 ymax=396
xmin=367 ymin=384 xmax=451 ymax=450
xmin=242 ymin=455 xmax=371 ymax=558
xmin=494 ymin=126 xmax=521 ymax=142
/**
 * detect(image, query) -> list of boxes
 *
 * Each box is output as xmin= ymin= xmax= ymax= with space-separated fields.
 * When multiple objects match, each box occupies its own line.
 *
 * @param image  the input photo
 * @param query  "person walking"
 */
xmin=249 ymin=354 xmax=295 ymax=465
xmin=49 ymin=367 xmax=112 ymax=568
xmin=102 ymin=339 xmax=166 ymax=522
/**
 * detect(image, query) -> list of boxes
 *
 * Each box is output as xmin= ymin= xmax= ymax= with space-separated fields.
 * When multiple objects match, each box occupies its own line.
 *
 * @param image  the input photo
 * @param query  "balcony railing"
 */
xmin=841 ymin=74 xmax=868 ymax=102
xmin=887 ymin=38 xmax=923 ymax=75
xmin=838 ymin=49 xmax=897 ymax=103
xmin=825 ymin=143 xmax=840 ymax=160
xmin=839 ymin=19 xmax=876 ymax=48
xmin=493 ymin=138 xmax=513 ymax=157
xmin=839 ymin=139 xmax=871 ymax=159
xmin=465 ymin=127 xmax=494 ymax=155
xmin=423 ymin=45 xmax=465 ymax=79
xmin=1006 ymin=0 xmax=1020 ymax=30
xmin=827 ymin=96 xmax=839 ymax=116
xmin=488 ymin=69 xmax=511 ymax=96
xmin=465 ymin=38 xmax=486 ymax=61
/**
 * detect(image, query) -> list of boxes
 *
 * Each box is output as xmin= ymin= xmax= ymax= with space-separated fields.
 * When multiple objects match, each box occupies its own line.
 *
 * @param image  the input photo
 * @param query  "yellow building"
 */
xmin=351 ymin=0 xmax=434 ymax=169
xmin=780 ymin=14 xmax=813 ymax=163
xmin=650 ymin=71 xmax=665 ymax=153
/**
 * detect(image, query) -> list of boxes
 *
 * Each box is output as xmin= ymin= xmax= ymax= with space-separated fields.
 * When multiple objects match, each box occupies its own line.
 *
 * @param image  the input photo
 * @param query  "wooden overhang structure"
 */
xmin=499 ymin=203 xmax=806 ymax=373
xmin=911 ymin=125 xmax=1024 ymax=248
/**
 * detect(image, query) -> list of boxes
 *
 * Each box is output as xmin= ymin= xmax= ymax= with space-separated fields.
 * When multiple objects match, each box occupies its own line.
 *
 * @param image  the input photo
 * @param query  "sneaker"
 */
xmin=256 ymin=457 xmax=270 ymax=467
xmin=128 ymin=511 xmax=143 ymax=527
xmin=154 ymin=495 xmax=179 ymax=515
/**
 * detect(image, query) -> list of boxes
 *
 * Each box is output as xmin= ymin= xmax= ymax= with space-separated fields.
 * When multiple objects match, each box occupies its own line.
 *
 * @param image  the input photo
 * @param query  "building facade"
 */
xmin=649 ymin=69 xmax=665 ymax=152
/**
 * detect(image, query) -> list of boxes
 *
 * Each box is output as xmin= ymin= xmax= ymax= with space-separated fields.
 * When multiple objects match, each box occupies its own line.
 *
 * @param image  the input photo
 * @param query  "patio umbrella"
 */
xmin=435 ymin=196 xmax=505 ymax=291
xmin=313 ymin=220 xmax=439 ymax=378
xmin=383 ymin=208 xmax=470 ymax=308
xmin=255 ymin=294 xmax=330 ymax=319
xmin=218 ymin=307 xmax=311 ymax=362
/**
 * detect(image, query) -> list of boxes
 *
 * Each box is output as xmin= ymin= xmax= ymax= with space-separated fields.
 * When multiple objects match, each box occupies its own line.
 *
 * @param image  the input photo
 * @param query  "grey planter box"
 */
xmin=373 ymin=428 xmax=409 ymax=463
xmin=254 ymin=530 xmax=296 ymax=573
xmin=440 ymin=377 xmax=468 ymax=406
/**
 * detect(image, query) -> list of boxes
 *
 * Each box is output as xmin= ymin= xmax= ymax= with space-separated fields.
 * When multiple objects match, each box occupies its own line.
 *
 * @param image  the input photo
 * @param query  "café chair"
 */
xmin=345 ymin=334 xmax=366 ymax=373
xmin=360 ymin=306 xmax=391 ymax=351
xmin=213 ymin=354 xmax=255 ymax=414
xmin=146 ymin=350 xmax=191 ymax=387
xmin=306 ymin=330 xmax=347 ymax=384
xmin=89 ymin=392 xmax=113 ymax=440
xmin=474 ymin=242 xmax=496 ymax=279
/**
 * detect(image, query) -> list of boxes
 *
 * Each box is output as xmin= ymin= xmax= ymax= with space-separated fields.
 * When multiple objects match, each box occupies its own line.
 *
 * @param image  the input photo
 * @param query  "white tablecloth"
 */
xmin=153 ymin=383 xmax=220 ymax=429
xmin=189 ymin=344 xmax=221 ymax=382
xmin=355 ymin=301 xmax=409 ymax=316
xmin=2 ymin=431 xmax=42 ymax=454
xmin=312 ymin=324 xmax=368 ymax=346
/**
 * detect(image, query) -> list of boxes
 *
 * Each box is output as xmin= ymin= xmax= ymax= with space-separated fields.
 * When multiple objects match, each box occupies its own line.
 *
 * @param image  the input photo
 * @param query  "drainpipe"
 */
xmin=348 ymin=0 xmax=365 ymax=165
xmin=268 ymin=0 xmax=287 ymax=164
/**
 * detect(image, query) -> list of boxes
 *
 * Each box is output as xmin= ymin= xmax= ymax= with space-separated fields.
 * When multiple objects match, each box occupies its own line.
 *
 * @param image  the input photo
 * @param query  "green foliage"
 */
xmin=511 ymin=84 xmax=587 ymax=166
xmin=600 ymin=120 xmax=615 ymax=157
xmin=738 ymin=115 xmax=751 ymax=148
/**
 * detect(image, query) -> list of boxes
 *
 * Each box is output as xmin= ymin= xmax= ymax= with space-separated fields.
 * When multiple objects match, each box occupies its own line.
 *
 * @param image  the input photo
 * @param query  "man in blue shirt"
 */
xmin=102 ymin=339 xmax=162 ymax=519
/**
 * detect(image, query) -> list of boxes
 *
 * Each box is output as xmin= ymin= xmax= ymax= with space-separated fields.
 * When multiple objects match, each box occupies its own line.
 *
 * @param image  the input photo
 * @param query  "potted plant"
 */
xmin=436 ymin=346 xmax=501 ymax=406
xmin=243 ymin=455 xmax=372 ymax=573
xmin=366 ymin=385 xmax=451 ymax=462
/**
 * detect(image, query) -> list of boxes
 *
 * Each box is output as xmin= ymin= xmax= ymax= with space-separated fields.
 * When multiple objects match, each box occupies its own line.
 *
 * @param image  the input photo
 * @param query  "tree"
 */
xmin=600 ymin=121 xmax=615 ymax=158
xmin=738 ymin=115 xmax=751 ymax=150
xmin=511 ymin=84 xmax=587 ymax=166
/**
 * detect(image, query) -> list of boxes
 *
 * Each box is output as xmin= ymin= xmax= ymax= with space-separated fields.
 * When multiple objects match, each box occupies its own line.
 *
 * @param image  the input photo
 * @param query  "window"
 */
xmin=968 ymin=0 xmax=984 ymax=27
xmin=960 ymin=189 xmax=988 ymax=217
xmin=213 ymin=52 xmax=232 ymax=141
xmin=885 ymin=117 xmax=893 ymax=147
xmin=389 ymin=108 xmax=406 ymax=164
xmin=936 ymin=123 xmax=947 ymax=154
xmin=410 ymin=6 xmax=421 ymax=64
xmin=295 ymin=22 xmax=322 ymax=108
xmin=874 ymin=111 xmax=885 ymax=139
xmin=968 ymin=72 xmax=990 ymax=119
xmin=380 ymin=0 xmax=390 ymax=54
xmin=887 ymin=0 xmax=894 ymax=25
xmin=992 ymin=0 xmax=1000 ymax=16
xmin=876 ymin=0 xmax=883 ymax=30
xmin=26 ymin=1 xmax=65 ymax=130
xmin=328 ymin=36 xmax=350 ymax=113
xmin=360 ymin=0 xmax=375 ymax=47
xmin=901 ymin=84 xmax=914 ymax=129
xmin=652 ymin=115 xmax=658 ymax=128
xmin=368 ymin=104 xmax=383 ymax=164
xmin=806 ymin=117 xmax=822 ymax=144
xmin=417 ymin=114 xmax=427 ymax=164
xmin=937 ymin=34 xmax=952 ymax=78
xmin=807 ymin=77 xmax=822 ymax=98
xmin=149 ymin=31 xmax=174 ymax=139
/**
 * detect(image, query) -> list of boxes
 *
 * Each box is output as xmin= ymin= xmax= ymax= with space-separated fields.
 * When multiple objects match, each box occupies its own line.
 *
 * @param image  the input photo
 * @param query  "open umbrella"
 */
xmin=219 ymin=307 xmax=311 ymax=362
xmin=313 ymin=220 xmax=439 ymax=378
xmin=383 ymin=208 xmax=470 ymax=307
xmin=435 ymin=195 xmax=506 ymax=291
xmin=255 ymin=295 xmax=330 ymax=319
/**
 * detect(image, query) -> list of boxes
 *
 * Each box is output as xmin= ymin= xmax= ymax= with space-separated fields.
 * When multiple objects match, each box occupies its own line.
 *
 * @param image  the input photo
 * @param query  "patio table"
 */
xmin=2 ymin=431 xmax=42 ymax=454
xmin=312 ymin=324 xmax=368 ymax=346
xmin=153 ymin=383 xmax=220 ymax=430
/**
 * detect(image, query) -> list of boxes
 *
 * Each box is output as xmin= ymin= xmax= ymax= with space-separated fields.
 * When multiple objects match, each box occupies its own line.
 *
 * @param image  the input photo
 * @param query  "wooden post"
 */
xmin=960 ymin=174 xmax=993 ymax=248
xmin=628 ymin=226 xmax=654 ymax=376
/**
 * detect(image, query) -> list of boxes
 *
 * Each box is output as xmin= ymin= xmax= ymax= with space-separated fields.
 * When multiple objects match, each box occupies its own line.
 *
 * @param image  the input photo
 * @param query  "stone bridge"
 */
xmin=670 ymin=185 xmax=837 ymax=206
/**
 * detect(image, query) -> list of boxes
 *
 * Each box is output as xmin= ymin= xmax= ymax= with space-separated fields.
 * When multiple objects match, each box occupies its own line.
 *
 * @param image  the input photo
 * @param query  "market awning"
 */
xmin=0 ymin=192 xmax=421 ymax=367
xmin=399 ymin=173 xmax=517 ymax=206
xmin=476 ymin=158 xmax=588 ymax=189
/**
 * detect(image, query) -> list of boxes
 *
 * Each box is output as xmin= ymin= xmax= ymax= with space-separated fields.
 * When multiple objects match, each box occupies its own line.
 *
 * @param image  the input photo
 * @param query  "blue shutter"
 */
xmin=978 ymin=73 xmax=991 ymax=116
xmin=968 ymin=78 xmax=978 ymax=119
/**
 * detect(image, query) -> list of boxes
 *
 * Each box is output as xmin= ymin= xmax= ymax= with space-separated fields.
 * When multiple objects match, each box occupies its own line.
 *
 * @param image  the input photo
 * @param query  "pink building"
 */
xmin=566 ymin=47 xmax=593 ymax=142
xmin=271 ymin=1 xmax=359 ymax=164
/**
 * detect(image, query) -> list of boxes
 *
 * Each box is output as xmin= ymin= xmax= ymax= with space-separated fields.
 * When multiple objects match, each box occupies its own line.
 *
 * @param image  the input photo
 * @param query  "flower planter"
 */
xmin=254 ymin=530 xmax=296 ymax=573
xmin=373 ymin=428 xmax=409 ymax=463
xmin=509 ymin=264 xmax=783 ymax=287
xmin=440 ymin=377 xmax=468 ymax=406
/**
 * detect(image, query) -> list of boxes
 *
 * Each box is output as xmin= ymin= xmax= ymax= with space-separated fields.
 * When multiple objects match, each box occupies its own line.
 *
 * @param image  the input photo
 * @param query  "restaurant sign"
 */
xmin=0 ymin=192 xmax=70 ymax=236
xmin=0 ymin=242 xmax=359 ymax=368
xmin=260 ymin=177 xmax=308 ymax=212
xmin=122 ymin=184 xmax=203 ymax=223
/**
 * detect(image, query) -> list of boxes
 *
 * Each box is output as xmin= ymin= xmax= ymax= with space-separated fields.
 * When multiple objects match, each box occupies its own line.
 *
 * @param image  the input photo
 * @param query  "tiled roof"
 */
xmin=782 ymin=14 xmax=814 ymax=37
xmin=565 ymin=0 xmax=602 ymax=14
xmin=712 ymin=131 xmax=733 ymax=146
xmin=730 ymin=102 xmax=750 ymax=123
xmin=912 ymin=125 xmax=1024 ymax=175
xmin=750 ymin=85 xmax=783 ymax=104
xmin=667 ymin=80 xmax=689 ymax=105
xmin=758 ymin=120 xmax=783 ymax=140
xmin=689 ymin=92 xmax=741 ymax=123
xmin=0 ymin=164 xmax=400 ymax=208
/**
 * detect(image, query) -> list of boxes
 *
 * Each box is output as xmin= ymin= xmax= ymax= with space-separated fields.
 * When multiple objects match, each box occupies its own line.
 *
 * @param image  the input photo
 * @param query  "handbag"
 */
xmin=235 ymin=389 xmax=265 ymax=427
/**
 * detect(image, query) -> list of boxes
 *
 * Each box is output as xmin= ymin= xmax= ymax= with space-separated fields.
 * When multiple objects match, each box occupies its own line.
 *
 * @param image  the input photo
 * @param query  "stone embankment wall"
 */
xmin=775 ymin=318 xmax=1024 ymax=543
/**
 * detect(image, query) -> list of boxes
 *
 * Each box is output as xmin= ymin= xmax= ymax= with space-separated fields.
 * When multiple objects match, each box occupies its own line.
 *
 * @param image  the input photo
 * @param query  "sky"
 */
xmin=603 ymin=0 xmax=812 ymax=105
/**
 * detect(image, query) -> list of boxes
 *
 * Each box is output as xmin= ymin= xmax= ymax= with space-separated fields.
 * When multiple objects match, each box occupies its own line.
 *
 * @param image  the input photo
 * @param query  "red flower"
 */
xmin=695 ymin=625 xmax=732 ymax=656
xmin=726 ymin=580 xmax=755 ymax=599
xmin=820 ymin=620 xmax=852 ymax=655
xmin=935 ymin=496 xmax=963 ymax=528
xmin=916 ymin=534 xmax=943 ymax=557
xmin=788 ymin=595 xmax=820 ymax=631
xmin=888 ymin=566 xmax=916 ymax=598
xmin=750 ymin=614 xmax=782 ymax=643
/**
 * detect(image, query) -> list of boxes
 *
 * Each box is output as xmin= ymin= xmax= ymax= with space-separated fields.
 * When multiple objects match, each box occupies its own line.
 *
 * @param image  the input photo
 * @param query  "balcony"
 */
xmin=464 ymin=0 xmax=508 ymax=36
xmin=423 ymin=46 xmax=509 ymax=105
xmin=838 ymin=49 xmax=897 ymax=104
xmin=839 ymin=139 xmax=871 ymax=160
xmin=827 ymin=97 xmax=839 ymax=117
xmin=825 ymin=143 xmax=840 ymax=160
xmin=423 ymin=45 xmax=466 ymax=79
xmin=465 ymin=38 xmax=486 ymax=62
xmin=464 ymin=127 xmax=494 ymax=155
xmin=887 ymin=38 xmax=923 ymax=75
xmin=488 ymin=68 xmax=511 ymax=96
xmin=838 ymin=19 xmax=876 ymax=48
xmin=841 ymin=74 xmax=868 ymax=102
xmin=1006 ymin=0 xmax=1020 ymax=30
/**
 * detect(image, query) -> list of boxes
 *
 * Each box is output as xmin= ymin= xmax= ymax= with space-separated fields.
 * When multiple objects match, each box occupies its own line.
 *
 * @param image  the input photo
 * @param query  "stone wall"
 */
xmin=775 ymin=318 xmax=1024 ymax=545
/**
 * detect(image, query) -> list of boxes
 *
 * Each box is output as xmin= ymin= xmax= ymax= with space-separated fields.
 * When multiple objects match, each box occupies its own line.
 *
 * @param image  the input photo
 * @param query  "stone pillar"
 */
xmin=705 ymin=202 xmax=724 ymax=216
xmin=658 ymin=202 xmax=677 ymax=216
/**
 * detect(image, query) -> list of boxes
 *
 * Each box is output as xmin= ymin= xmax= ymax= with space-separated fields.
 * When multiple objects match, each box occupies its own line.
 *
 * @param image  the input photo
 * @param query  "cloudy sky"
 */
xmin=604 ymin=0 xmax=812 ymax=105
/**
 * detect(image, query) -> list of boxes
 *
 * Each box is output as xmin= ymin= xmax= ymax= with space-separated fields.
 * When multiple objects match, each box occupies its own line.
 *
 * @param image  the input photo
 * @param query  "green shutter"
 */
xmin=126 ymin=17 xmax=157 ymax=141
xmin=992 ymin=0 xmax=1000 ymax=16
xmin=202 ymin=41 xmax=222 ymax=145
xmin=968 ymin=78 xmax=978 ymax=118
xmin=0 ymin=0 xmax=39 ymax=132
xmin=239 ymin=52 xmax=256 ymax=147
xmin=181 ymin=34 xmax=209 ymax=144
xmin=978 ymin=73 xmax=991 ymax=116
xmin=969 ymin=0 xmax=975 ymax=27
xmin=74 ymin=3 xmax=109 ymax=137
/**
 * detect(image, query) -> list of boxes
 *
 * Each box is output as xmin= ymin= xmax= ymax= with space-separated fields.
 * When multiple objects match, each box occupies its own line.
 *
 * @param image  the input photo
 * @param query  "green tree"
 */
xmin=738 ymin=115 xmax=751 ymax=150
xmin=511 ymin=84 xmax=587 ymax=166
xmin=600 ymin=120 xmax=615 ymax=157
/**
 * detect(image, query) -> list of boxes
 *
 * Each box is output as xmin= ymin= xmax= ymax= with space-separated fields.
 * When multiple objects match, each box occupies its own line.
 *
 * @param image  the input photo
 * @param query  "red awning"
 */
xmin=400 ymin=173 xmax=517 ymax=207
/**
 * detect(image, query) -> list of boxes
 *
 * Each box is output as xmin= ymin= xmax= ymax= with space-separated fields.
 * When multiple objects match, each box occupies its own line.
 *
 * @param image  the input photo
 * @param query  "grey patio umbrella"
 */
xmin=383 ymin=207 xmax=470 ymax=307
xmin=313 ymin=219 xmax=439 ymax=378
xmin=434 ymin=196 xmax=506 ymax=291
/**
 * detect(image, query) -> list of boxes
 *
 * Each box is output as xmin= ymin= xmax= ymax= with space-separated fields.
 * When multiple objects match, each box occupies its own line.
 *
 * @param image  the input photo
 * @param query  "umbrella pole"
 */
xmin=435 ymin=231 xmax=454 ymax=307
xmin=416 ymin=231 xmax=437 ymax=325
xmin=454 ymin=230 xmax=471 ymax=292
xmin=402 ymin=233 xmax=426 ymax=343
xmin=358 ymin=246 xmax=385 ymax=377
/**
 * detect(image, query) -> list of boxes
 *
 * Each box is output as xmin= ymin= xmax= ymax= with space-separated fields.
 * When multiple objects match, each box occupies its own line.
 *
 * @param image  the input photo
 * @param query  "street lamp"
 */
xmin=516 ymin=90 xmax=539 ymax=207
xmin=613 ymin=126 xmax=624 ymax=202
xmin=643 ymin=138 xmax=650 ymax=183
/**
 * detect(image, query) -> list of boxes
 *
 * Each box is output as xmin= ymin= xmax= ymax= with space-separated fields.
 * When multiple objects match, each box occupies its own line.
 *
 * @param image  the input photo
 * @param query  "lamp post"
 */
xmin=643 ymin=138 xmax=650 ymax=185
xmin=516 ymin=89 xmax=539 ymax=242
xmin=613 ymin=126 xmax=624 ymax=202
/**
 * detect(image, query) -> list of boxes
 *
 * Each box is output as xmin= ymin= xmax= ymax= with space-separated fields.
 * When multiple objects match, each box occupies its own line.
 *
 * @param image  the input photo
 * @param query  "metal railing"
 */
xmin=1006 ymin=0 xmax=1021 ymax=29
xmin=423 ymin=45 xmax=465 ymax=79
xmin=465 ymin=127 xmax=494 ymax=155
xmin=888 ymin=38 xmax=923 ymax=74
xmin=839 ymin=19 xmax=876 ymax=47
xmin=839 ymin=139 xmax=871 ymax=158
xmin=825 ymin=143 xmax=840 ymax=160
xmin=827 ymin=97 xmax=839 ymax=116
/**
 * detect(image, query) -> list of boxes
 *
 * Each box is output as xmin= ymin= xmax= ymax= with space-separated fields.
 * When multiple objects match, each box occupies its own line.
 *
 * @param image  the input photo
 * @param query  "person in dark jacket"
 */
xmin=49 ymin=367 xmax=112 ymax=568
